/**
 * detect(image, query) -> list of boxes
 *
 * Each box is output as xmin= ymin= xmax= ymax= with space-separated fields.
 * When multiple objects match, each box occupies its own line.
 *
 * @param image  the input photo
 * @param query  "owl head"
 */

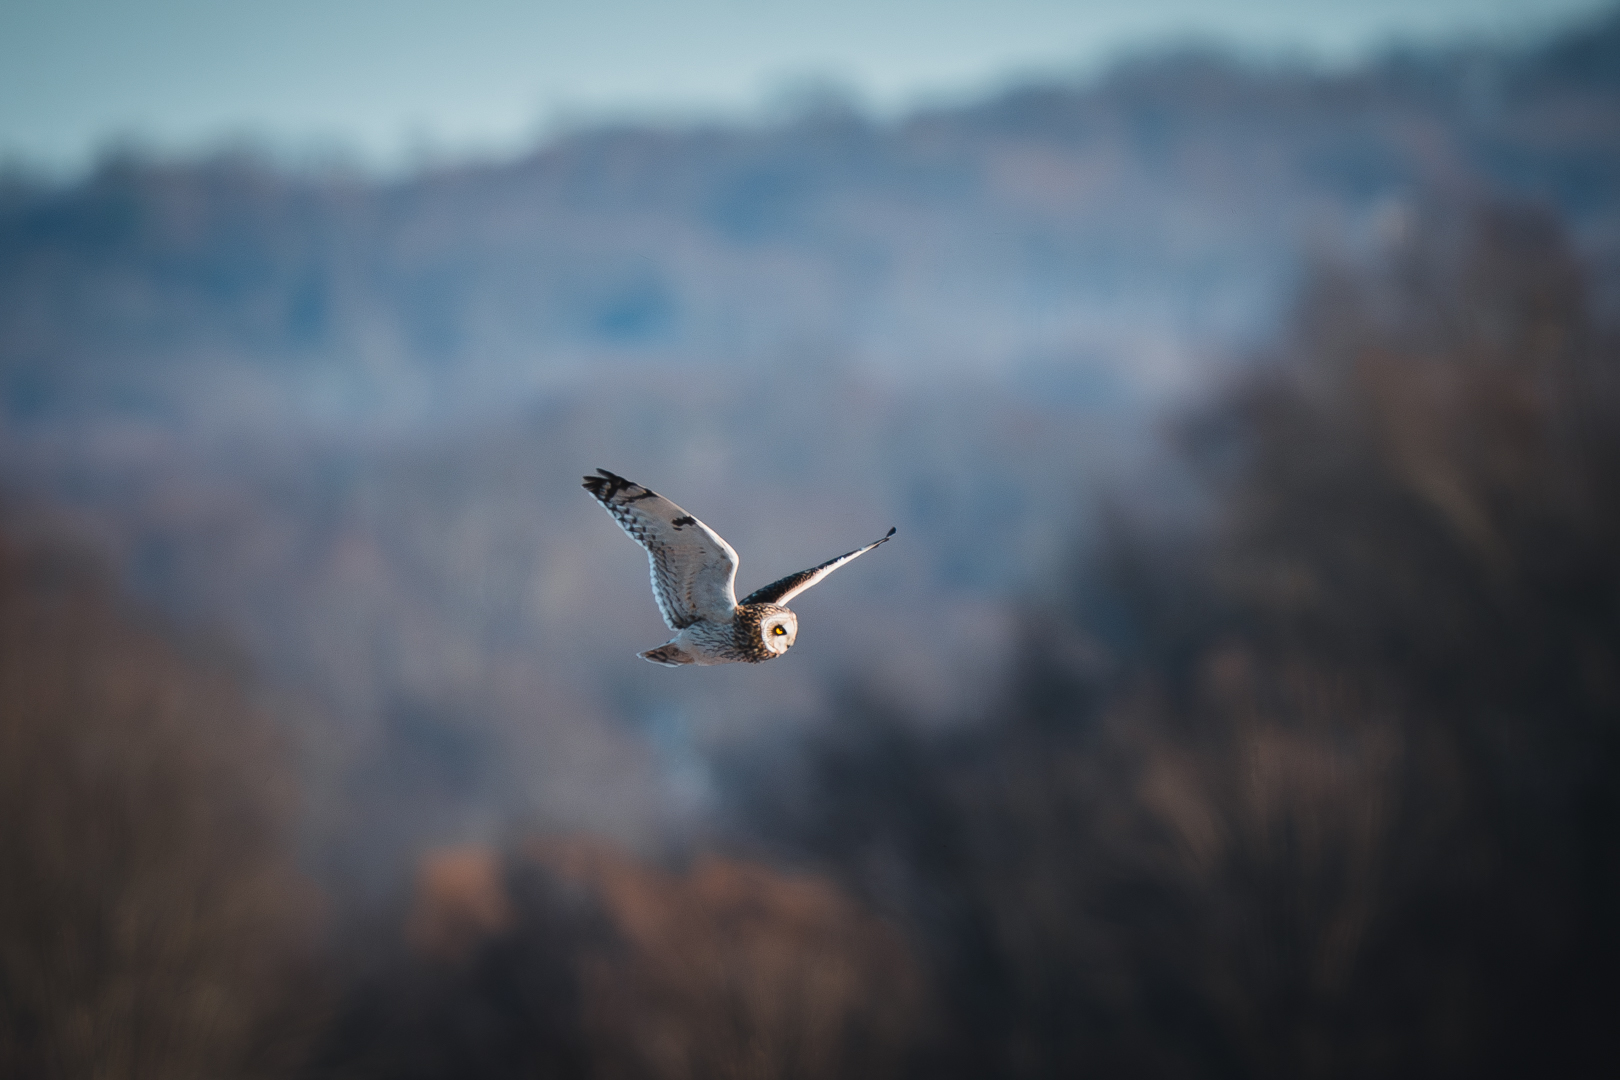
xmin=758 ymin=606 xmax=798 ymax=656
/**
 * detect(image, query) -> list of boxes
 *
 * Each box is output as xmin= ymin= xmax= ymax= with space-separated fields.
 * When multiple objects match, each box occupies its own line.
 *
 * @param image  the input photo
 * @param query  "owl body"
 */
xmin=581 ymin=469 xmax=890 ymax=667
xmin=646 ymin=603 xmax=798 ymax=666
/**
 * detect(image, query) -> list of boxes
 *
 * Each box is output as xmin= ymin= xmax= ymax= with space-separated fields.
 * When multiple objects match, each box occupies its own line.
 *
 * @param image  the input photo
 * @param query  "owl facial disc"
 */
xmin=761 ymin=610 xmax=798 ymax=655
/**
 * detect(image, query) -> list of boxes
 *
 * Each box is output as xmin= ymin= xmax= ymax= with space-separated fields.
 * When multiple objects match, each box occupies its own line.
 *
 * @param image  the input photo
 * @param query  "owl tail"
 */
xmin=640 ymin=642 xmax=696 ymax=667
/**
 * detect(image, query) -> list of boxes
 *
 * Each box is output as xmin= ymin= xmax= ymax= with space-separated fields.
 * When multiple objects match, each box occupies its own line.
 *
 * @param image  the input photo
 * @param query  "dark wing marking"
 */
xmin=740 ymin=527 xmax=895 ymax=608
xmin=583 ymin=469 xmax=740 ymax=629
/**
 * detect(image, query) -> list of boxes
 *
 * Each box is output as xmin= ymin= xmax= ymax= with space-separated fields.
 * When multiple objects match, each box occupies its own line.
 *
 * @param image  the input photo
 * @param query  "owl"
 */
xmin=582 ymin=468 xmax=894 ymax=666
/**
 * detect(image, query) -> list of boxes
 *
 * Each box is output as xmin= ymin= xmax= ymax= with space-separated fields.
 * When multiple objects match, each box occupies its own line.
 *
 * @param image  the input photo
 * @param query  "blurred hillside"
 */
xmin=6 ymin=195 xmax=1614 ymax=1079
xmin=1 ymin=7 xmax=1619 ymax=891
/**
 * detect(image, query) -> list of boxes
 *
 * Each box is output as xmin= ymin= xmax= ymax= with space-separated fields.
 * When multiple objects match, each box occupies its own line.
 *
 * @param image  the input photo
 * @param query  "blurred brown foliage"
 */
xmin=320 ymin=838 xmax=924 ymax=1080
xmin=537 ymin=838 xmax=924 ymax=1080
xmin=404 ymin=848 xmax=516 ymax=963
xmin=0 ymin=522 xmax=320 ymax=1079
xmin=734 ymin=203 xmax=1620 ymax=1079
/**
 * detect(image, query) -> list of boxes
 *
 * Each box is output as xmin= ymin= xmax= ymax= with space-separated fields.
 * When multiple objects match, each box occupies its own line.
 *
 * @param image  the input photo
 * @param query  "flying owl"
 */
xmin=582 ymin=468 xmax=894 ymax=666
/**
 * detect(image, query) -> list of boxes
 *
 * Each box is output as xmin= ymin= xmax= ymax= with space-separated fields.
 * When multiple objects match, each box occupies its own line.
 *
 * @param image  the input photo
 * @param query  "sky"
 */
xmin=1 ymin=0 xmax=1613 ymax=176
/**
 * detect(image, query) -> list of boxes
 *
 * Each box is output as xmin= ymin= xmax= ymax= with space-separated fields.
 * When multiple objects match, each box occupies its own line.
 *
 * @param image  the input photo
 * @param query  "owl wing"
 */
xmin=740 ymin=527 xmax=895 ymax=608
xmin=582 ymin=469 xmax=741 ymax=629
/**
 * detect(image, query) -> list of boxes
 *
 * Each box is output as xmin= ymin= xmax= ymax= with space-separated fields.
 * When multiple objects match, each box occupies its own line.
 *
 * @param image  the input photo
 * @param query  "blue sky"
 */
xmin=1 ymin=0 xmax=1611 ymax=175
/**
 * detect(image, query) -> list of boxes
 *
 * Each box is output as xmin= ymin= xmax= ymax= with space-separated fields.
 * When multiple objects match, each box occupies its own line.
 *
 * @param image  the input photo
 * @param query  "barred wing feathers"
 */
xmin=582 ymin=469 xmax=741 ymax=629
xmin=740 ymin=527 xmax=895 ymax=608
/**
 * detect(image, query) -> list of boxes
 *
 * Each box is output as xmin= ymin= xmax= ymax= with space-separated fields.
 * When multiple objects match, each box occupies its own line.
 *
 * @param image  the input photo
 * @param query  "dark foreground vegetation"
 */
xmin=3 ymin=201 xmax=1614 ymax=1079
xmin=726 ymin=203 xmax=1620 ymax=1078
xmin=0 ymin=519 xmax=318 ymax=1076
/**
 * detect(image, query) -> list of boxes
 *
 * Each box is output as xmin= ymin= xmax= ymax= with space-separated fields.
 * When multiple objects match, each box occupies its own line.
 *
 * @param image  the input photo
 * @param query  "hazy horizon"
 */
xmin=3 ymin=0 xmax=1613 ymax=177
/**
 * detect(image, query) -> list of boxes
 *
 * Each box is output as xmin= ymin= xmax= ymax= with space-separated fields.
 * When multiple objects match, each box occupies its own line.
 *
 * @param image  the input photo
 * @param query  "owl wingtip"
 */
xmin=584 ymin=468 xmax=629 ymax=495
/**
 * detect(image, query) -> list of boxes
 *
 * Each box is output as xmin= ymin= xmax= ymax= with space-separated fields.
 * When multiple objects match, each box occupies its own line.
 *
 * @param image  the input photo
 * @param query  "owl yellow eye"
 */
xmin=772 ymin=625 xmax=786 ymax=636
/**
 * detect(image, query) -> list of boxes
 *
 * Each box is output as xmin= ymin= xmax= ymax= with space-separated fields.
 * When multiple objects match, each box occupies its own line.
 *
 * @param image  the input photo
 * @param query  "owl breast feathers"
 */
xmin=582 ymin=469 xmax=894 ymax=666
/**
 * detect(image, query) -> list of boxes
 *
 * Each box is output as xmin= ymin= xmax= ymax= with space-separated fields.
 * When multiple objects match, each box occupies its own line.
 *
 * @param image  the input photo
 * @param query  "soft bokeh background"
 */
xmin=2 ymin=2 xmax=1617 ymax=1077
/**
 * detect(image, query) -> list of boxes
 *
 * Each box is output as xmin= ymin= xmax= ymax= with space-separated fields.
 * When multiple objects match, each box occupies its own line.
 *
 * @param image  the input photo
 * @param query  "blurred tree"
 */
xmin=0 ymin=520 xmax=319 ymax=1079
xmin=315 ymin=837 xmax=923 ymax=1080
xmin=731 ymin=202 xmax=1620 ymax=1079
